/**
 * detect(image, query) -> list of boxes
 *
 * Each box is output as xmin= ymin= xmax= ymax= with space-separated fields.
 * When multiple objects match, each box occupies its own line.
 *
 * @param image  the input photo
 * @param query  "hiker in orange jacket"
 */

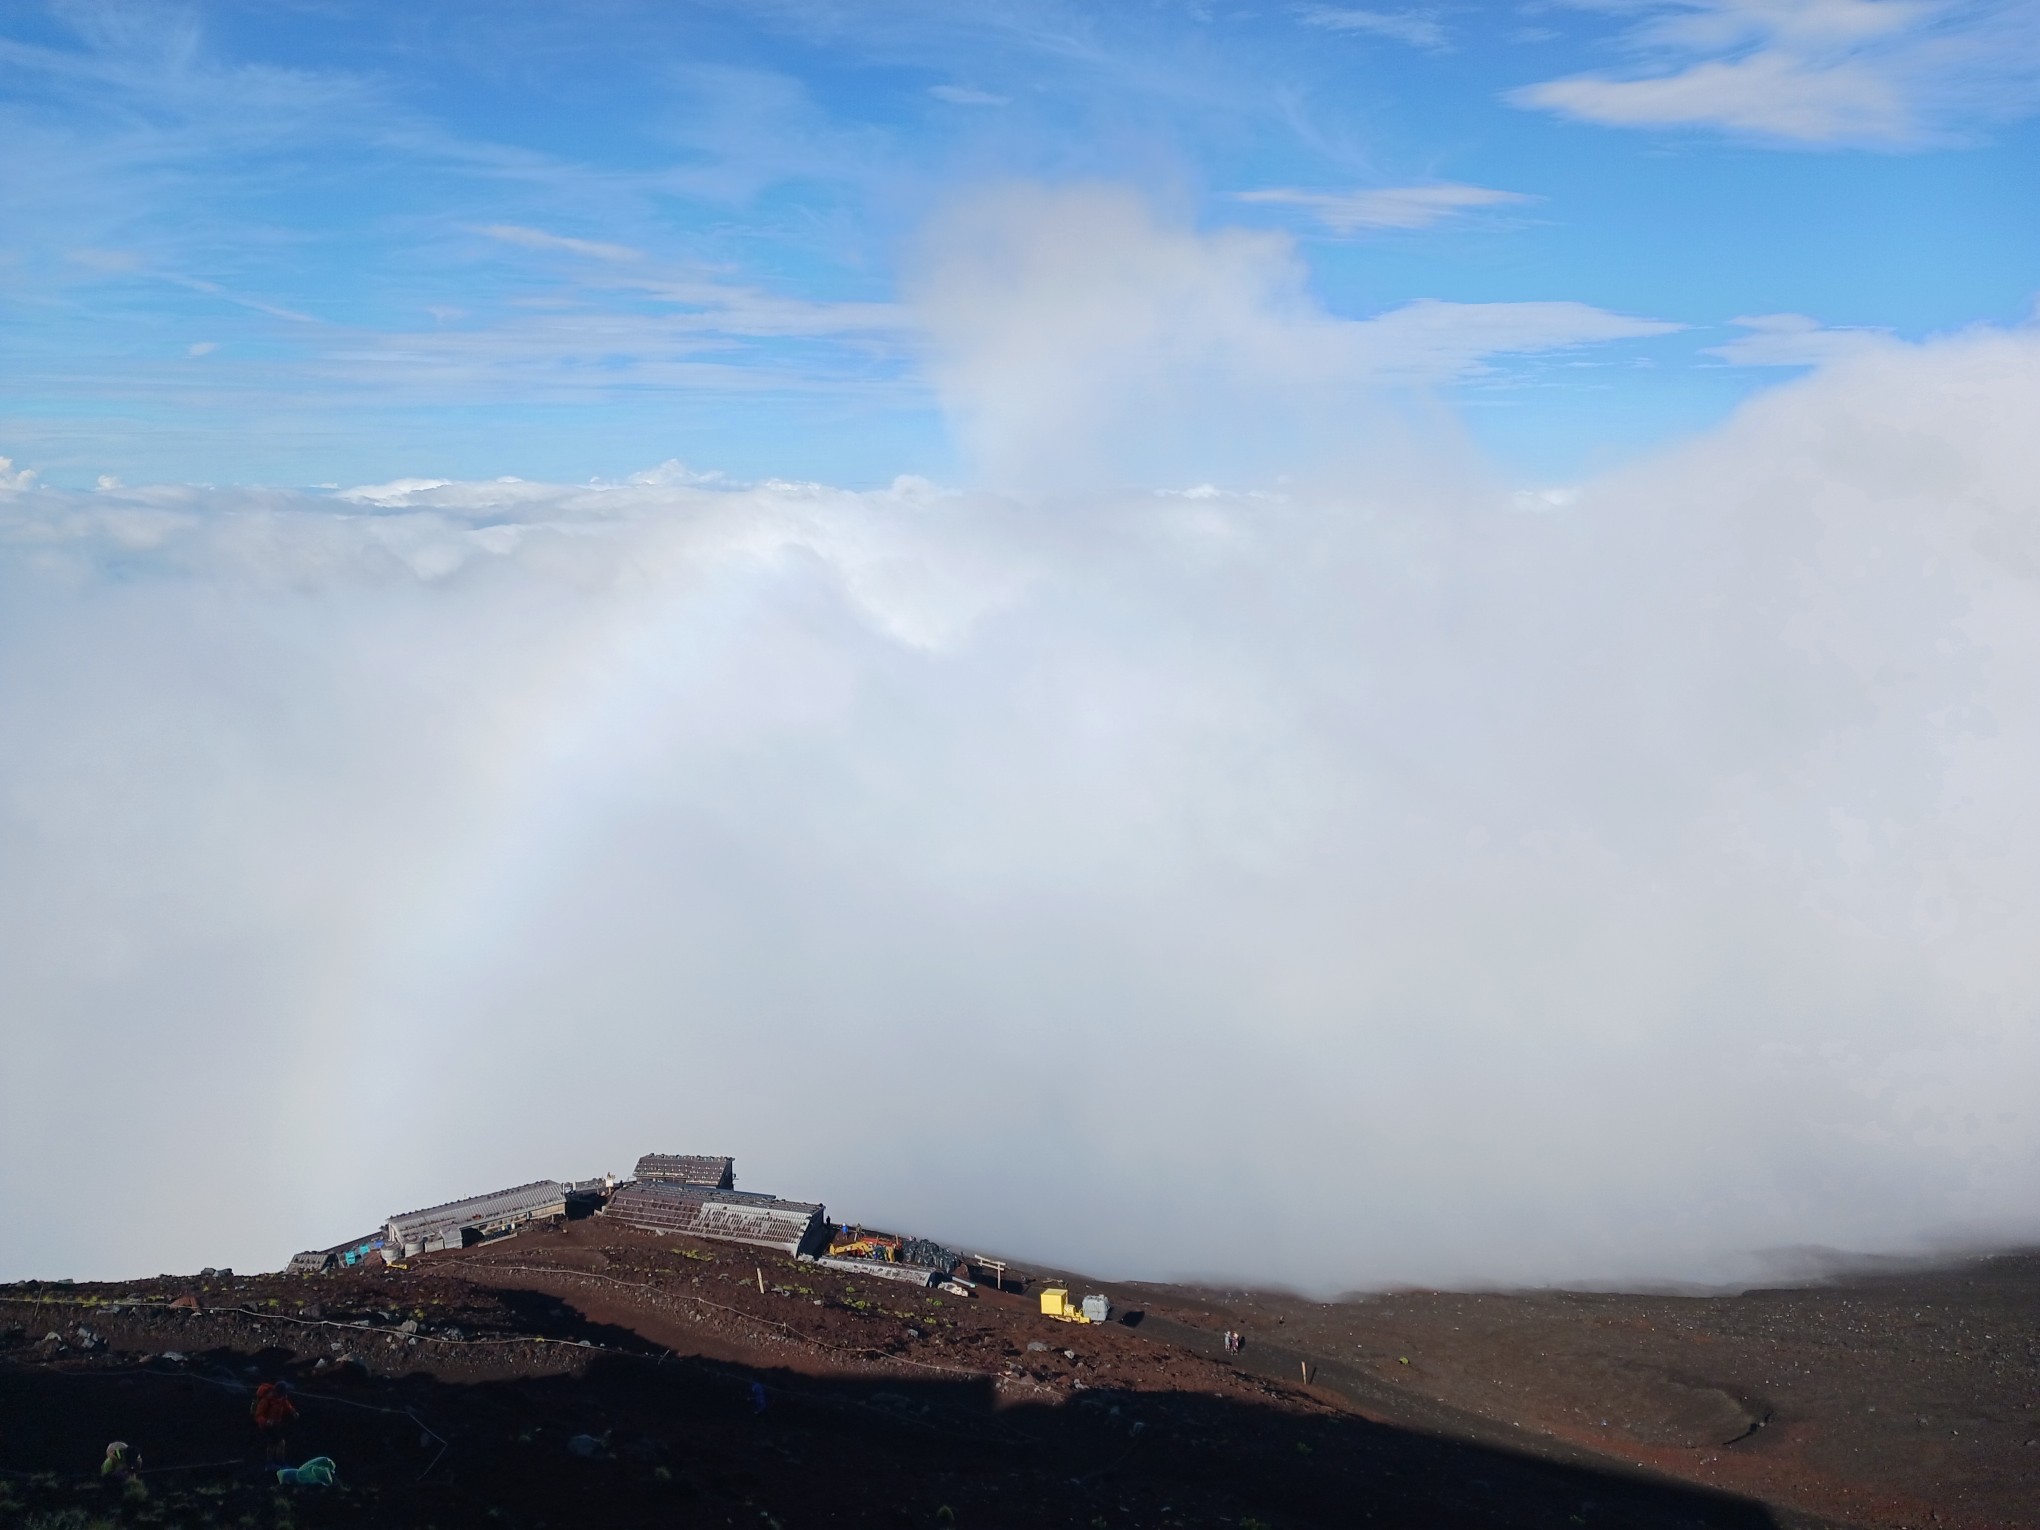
xmin=253 ymin=1381 xmax=298 ymax=1461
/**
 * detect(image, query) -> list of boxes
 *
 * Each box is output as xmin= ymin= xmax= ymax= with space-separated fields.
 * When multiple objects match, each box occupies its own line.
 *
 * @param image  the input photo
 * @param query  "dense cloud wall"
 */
xmin=4 ymin=191 xmax=2039 ymax=1290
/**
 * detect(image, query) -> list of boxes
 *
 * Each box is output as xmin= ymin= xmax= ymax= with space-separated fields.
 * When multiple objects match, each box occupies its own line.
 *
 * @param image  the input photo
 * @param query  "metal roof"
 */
xmin=632 ymin=1154 xmax=735 ymax=1188
xmin=611 ymin=1181 xmax=821 ymax=1217
xmin=387 ymin=1180 xmax=567 ymax=1239
xmin=605 ymin=1181 xmax=823 ymax=1253
xmin=676 ymin=1187 xmax=785 ymax=1207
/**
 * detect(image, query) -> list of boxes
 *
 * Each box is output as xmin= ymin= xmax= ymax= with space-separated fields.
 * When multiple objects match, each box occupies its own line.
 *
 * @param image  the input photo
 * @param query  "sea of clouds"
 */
xmin=4 ymin=189 xmax=2039 ymax=1290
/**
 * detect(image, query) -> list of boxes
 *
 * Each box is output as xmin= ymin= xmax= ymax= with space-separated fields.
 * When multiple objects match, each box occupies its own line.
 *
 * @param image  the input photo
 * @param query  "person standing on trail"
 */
xmin=253 ymin=1380 xmax=298 ymax=1462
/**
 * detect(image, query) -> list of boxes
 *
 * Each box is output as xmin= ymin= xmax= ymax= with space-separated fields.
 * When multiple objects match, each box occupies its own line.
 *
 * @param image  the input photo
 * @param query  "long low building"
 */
xmin=604 ymin=1180 xmax=826 ymax=1257
xmin=801 ymin=1254 xmax=937 ymax=1286
xmin=801 ymin=1230 xmax=965 ymax=1286
xmin=287 ymin=1231 xmax=386 ymax=1274
xmin=386 ymin=1179 xmax=569 ymax=1256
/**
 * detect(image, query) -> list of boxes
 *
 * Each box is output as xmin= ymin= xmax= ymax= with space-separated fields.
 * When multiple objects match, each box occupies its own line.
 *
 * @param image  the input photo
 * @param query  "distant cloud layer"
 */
xmin=1512 ymin=0 xmax=2040 ymax=145
xmin=5 ymin=189 xmax=2038 ymax=1290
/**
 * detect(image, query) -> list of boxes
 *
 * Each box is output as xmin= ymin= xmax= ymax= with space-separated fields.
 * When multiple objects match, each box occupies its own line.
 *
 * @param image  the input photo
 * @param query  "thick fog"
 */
xmin=5 ymin=190 xmax=2039 ymax=1290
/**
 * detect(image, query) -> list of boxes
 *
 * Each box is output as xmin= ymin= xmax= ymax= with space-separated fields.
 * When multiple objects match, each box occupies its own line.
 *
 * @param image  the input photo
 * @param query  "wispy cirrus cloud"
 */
xmin=1510 ymin=0 xmax=2040 ymax=145
xmin=471 ymin=223 xmax=907 ymax=340
xmin=160 ymin=271 xmax=321 ymax=324
xmin=59 ymin=249 xmax=323 ymax=323
xmin=1236 ymin=182 xmax=1536 ymax=232
xmin=477 ymin=225 xmax=644 ymax=263
xmin=1354 ymin=296 xmax=1680 ymax=370
xmin=928 ymin=84 xmax=1009 ymax=106
xmin=1293 ymin=5 xmax=1449 ymax=49
xmin=1705 ymin=312 xmax=1891 ymax=364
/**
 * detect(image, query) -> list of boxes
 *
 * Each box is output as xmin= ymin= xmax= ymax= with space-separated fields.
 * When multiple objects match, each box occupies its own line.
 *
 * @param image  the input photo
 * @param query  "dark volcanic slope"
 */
xmin=1 ymin=1223 xmax=2033 ymax=1529
xmin=1085 ymin=1252 xmax=2040 ymax=1530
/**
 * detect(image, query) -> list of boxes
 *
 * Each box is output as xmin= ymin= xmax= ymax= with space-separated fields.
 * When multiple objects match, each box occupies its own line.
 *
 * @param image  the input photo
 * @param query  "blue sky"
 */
xmin=3 ymin=0 xmax=2037 ymax=488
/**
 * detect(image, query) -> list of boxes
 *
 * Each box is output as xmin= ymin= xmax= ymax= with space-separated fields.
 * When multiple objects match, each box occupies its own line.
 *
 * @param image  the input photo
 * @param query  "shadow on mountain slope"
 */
xmin=0 ymin=1345 xmax=1787 ymax=1530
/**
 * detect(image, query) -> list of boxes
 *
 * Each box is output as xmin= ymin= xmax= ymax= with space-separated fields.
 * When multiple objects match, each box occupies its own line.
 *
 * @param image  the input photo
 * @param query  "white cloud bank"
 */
xmin=913 ymin=186 xmax=1673 ymax=490
xmin=1512 ymin=0 xmax=2040 ymax=145
xmin=5 ymin=189 xmax=2040 ymax=1293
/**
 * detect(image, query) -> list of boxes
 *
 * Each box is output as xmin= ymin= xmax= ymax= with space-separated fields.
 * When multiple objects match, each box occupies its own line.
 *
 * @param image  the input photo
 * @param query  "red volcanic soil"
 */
xmin=0 ymin=1220 xmax=2033 ymax=1529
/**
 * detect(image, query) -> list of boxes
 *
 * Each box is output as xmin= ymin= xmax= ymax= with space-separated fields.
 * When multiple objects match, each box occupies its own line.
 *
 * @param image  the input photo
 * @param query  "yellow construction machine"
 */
xmin=828 ymin=1227 xmax=903 ymax=1262
xmin=1039 ymin=1287 xmax=1111 ymax=1324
